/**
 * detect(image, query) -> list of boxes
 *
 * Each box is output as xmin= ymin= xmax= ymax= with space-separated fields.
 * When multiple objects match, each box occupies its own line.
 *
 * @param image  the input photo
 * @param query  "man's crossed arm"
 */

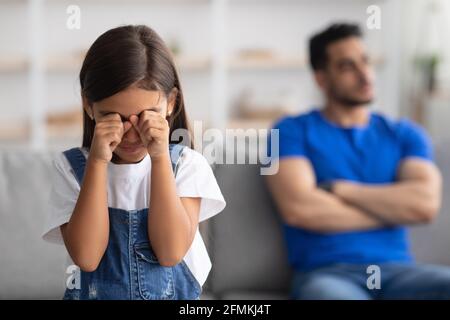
xmin=265 ymin=157 xmax=442 ymax=233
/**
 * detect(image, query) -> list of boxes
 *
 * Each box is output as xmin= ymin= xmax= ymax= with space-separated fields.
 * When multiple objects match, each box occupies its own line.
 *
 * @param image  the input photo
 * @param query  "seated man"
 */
xmin=266 ymin=23 xmax=450 ymax=300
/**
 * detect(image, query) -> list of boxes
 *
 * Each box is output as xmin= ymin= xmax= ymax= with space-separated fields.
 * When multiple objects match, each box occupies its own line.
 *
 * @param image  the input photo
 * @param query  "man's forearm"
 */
xmin=282 ymin=188 xmax=386 ymax=233
xmin=267 ymin=158 xmax=387 ymax=234
xmin=333 ymin=181 xmax=440 ymax=225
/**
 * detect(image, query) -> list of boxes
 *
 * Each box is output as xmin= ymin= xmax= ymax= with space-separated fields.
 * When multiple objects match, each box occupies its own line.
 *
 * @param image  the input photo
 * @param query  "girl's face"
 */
xmin=85 ymin=86 xmax=175 ymax=164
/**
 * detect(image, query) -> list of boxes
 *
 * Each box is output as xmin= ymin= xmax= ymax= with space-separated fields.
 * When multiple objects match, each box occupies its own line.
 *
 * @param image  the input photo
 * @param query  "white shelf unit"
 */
xmin=0 ymin=0 xmax=400 ymax=149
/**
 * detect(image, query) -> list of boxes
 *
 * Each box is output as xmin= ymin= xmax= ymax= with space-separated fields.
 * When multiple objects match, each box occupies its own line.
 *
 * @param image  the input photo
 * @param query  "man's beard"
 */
xmin=335 ymin=95 xmax=373 ymax=108
xmin=331 ymin=82 xmax=374 ymax=108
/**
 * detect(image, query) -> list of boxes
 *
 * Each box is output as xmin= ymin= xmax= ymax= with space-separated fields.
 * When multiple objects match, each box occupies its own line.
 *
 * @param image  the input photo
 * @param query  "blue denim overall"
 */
xmin=62 ymin=144 xmax=201 ymax=300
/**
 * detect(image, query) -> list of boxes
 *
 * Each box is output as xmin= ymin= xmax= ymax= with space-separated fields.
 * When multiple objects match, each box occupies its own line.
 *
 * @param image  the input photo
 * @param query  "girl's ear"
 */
xmin=82 ymin=95 xmax=94 ymax=120
xmin=166 ymin=88 xmax=178 ymax=117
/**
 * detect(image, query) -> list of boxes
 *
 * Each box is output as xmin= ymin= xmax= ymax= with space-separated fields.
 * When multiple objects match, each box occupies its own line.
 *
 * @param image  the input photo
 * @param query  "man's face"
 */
xmin=318 ymin=36 xmax=375 ymax=107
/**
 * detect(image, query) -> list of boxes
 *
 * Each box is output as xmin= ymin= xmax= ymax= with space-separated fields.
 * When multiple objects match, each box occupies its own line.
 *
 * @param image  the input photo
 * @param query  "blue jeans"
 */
xmin=291 ymin=263 xmax=450 ymax=300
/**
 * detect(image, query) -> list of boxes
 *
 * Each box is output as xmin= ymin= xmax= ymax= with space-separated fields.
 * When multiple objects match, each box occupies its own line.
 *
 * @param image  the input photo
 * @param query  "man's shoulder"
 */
xmin=273 ymin=109 xmax=318 ymax=131
xmin=371 ymin=112 xmax=428 ymax=138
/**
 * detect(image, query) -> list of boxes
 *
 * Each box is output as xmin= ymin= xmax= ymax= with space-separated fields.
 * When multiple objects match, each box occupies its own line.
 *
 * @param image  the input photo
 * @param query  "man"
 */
xmin=266 ymin=23 xmax=450 ymax=299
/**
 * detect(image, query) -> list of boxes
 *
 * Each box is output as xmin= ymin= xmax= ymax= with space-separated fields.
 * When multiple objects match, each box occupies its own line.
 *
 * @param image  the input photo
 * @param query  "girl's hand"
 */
xmin=90 ymin=113 xmax=132 ymax=163
xmin=129 ymin=111 xmax=169 ymax=159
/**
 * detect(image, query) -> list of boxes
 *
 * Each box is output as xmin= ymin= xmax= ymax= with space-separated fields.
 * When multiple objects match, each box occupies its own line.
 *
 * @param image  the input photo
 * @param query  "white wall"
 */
xmin=396 ymin=0 xmax=450 ymax=144
xmin=0 ymin=0 xmax=405 ymax=147
xmin=398 ymin=0 xmax=450 ymax=115
xmin=226 ymin=0 xmax=389 ymax=118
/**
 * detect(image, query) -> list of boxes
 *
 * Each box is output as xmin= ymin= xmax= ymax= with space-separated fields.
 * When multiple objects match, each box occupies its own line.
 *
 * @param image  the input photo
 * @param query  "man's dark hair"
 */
xmin=309 ymin=23 xmax=362 ymax=71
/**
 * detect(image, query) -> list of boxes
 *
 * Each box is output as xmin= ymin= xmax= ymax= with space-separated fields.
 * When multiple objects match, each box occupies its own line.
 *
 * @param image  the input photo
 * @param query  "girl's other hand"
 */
xmin=129 ymin=111 xmax=169 ymax=160
xmin=90 ymin=113 xmax=132 ymax=163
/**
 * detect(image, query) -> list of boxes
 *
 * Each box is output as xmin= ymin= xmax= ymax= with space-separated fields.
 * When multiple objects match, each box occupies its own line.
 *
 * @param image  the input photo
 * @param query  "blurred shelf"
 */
xmin=0 ymin=54 xmax=210 ymax=73
xmin=0 ymin=109 xmax=84 ymax=145
xmin=46 ymin=108 xmax=83 ymax=143
xmin=47 ymin=125 xmax=82 ymax=140
xmin=174 ymin=56 xmax=211 ymax=71
xmin=371 ymin=55 xmax=385 ymax=67
xmin=0 ymin=121 xmax=29 ymax=141
xmin=0 ymin=54 xmax=385 ymax=73
xmin=46 ymin=53 xmax=210 ymax=73
xmin=229 ymin=56 xmax=306 ymax=71
xmin=229 ymin=54 xmax=385 ymax=71
xmin=429 ymin=89 xmax=450 ymax=101
xmin=46 ymin=54 xmax=84 ymax=73
xmin=0 ymin=56 xmax=28 ymax=73
xmin=226 ymin=118 xmax=275 ymax=130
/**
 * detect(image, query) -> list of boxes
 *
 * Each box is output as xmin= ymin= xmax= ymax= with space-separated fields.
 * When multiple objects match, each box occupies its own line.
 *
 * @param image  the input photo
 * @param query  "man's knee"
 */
xmin=384 ymin=264 xmax=450 ymax=299
xmin=292 ymin=275 xmax=371 ymax=300
xmin=417 ymin=265 xmax=450 ymax=298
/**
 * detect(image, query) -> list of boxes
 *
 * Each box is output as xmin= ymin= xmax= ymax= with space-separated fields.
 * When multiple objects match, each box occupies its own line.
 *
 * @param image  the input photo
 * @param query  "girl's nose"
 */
xmin=123 ymin=125 xmax=141 ymax=142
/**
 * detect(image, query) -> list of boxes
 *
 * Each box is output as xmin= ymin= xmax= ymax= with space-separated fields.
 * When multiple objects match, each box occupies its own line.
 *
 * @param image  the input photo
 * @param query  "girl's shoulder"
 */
xmin=175 ymin=146 xmax=225 ymax=222
xmin=53 ymin=147 xmax=89 ymax=178
xmin=179 ymin=146 xmax=212 ymax=168
xmin=57 ymin=147 xmax=89 ymax=161
xmin=49 ymin=148 xmax=83 ymax=192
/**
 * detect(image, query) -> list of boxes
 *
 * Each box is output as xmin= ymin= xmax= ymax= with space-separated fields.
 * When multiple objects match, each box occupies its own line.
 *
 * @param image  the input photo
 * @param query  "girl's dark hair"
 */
xmin=80 ymin=25 xmax=192 ymax=149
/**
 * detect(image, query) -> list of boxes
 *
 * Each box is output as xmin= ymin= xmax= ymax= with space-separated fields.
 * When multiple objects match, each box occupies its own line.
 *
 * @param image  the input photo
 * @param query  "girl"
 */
xmin=42 ymin=25 xmax=226 ymax=300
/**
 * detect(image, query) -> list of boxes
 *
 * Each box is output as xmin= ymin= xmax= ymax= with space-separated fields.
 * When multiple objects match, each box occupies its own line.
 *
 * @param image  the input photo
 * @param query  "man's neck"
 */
xmin=322 ymin=101 xmax=370 ymax=128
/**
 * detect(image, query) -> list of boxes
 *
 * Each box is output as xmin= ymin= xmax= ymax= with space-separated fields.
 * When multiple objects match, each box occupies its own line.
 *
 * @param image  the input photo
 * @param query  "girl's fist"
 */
xmin=90 ymin=113 xmax=132 ymax=163
xmin=129 ymin=111 xmax=169 ymax=159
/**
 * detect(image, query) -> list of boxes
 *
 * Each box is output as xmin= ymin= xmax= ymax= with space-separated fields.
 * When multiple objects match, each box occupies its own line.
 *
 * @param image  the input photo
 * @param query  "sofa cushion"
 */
xmin=0 ymin=148 xmax=66 ymax=299
xmin=206 ymin=164 xmax=292 ymax=298
xmin=409 ymin=141 xmax=450 ymax=265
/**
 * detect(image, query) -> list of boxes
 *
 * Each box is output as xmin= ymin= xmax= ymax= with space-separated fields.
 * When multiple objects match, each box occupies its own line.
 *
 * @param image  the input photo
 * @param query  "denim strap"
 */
xmin=62 ymin=147 xmax=87 ymax=186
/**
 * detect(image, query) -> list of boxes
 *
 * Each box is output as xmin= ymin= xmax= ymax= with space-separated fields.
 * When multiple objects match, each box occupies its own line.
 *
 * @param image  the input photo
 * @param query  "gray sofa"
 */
xmin=0 ymin=144 xmax=449 ymax=299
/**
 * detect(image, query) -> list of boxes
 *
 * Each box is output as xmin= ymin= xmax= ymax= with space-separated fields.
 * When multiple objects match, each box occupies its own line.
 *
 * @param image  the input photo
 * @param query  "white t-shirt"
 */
xmin=42 ymin=146 xmax=226 ymax=287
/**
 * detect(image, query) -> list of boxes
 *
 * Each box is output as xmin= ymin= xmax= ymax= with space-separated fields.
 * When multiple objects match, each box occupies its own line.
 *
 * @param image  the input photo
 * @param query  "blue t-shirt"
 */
xmin=269 ymin=109 xmax=434 ymax=271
